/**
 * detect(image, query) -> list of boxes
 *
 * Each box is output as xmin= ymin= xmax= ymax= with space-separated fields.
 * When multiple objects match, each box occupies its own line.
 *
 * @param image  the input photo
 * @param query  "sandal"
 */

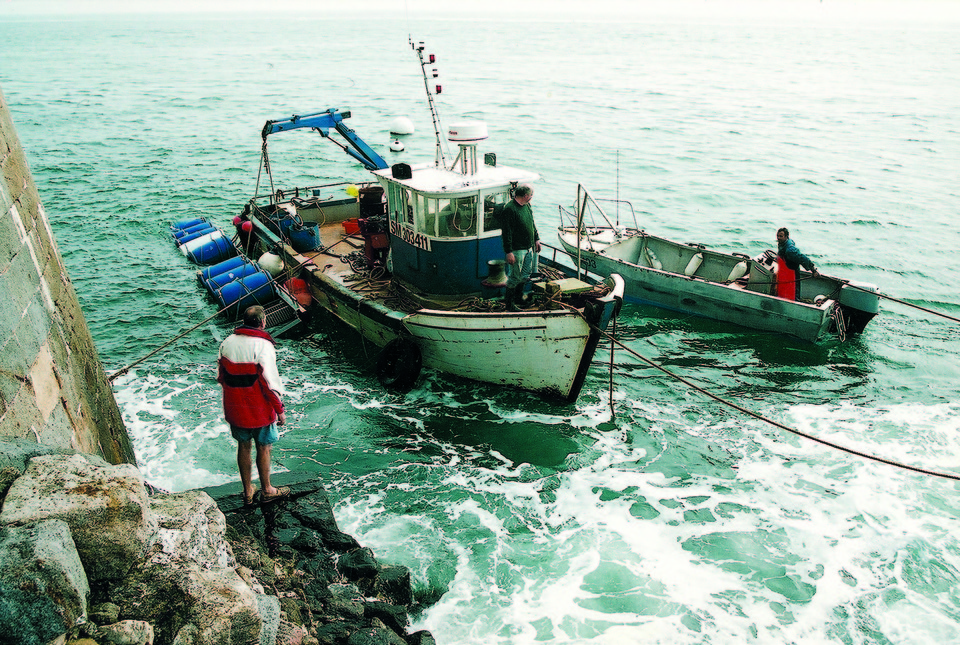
xmin=242 ymin=488 xmax=258 ymax=507
xmin=260 ymin=486 xmax=291 ymax=503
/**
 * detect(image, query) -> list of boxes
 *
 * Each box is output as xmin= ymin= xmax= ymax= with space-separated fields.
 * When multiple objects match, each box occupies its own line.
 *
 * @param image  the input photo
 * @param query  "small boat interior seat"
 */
xmin=603 ymin=236 xmax=645 ymax=263
xmin=746 ymin=261 xmax=775 ymax=295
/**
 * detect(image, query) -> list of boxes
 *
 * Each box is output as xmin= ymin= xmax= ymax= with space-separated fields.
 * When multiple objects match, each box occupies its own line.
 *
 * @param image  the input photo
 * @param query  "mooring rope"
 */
xmin=740 ymin=274 xmax=960 ymax=325
xmin=538 ymin=285 xmax=959 ymax=481
xmin=846 ymin=282 xmax=960 ymax=325
xmin=592 ymin=324 xmax=960 ymax=481
xmin=108 ymin=242 xmax=321 ymax=382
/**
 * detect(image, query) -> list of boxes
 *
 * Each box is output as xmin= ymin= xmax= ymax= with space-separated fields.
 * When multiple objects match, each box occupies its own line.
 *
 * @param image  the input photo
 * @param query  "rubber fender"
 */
xmin=375 ymin=338 xmax=422 ymax=393
xmin=727 ymin=261 xmax=748 ymax=282
xmin=644 ymin=246 xmax=662 ymax=270
xmin=684 ymin=253 xmax=703 ymax=277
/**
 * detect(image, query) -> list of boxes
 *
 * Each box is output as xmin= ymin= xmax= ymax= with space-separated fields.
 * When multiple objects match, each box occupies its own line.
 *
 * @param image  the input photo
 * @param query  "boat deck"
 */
xmin=255 ymin=218 xmax=602 ymax=315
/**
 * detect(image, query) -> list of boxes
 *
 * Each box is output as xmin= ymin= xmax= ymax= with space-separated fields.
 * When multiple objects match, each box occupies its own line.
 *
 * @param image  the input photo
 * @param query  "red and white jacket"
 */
xmin=218 ymin=327 xmax=285 ymax=429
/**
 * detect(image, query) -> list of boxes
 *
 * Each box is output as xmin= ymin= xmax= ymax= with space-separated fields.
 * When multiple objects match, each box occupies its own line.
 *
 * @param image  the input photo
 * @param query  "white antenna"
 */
xmin=410 ymin=37 xmax=448 ymax=168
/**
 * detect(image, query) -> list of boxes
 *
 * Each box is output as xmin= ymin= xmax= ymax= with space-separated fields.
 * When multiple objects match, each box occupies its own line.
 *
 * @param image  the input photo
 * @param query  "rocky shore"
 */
xmin=0 ymin=439 xmax=435 ymax=645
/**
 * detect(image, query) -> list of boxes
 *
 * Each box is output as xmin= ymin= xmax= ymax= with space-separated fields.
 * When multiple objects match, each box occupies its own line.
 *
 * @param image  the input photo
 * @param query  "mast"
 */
xmin=410 ymin=38 xmax=449 ymax=168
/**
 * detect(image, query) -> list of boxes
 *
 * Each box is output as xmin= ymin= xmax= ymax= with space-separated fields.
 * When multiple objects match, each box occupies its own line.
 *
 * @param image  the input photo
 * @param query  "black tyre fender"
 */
xmin=375 ymin=337 xmax=422 ymax=392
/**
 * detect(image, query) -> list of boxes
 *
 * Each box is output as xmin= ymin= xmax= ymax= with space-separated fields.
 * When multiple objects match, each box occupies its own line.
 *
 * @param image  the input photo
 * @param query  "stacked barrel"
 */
xmin=170 ymin=217 xmax=235 ymax=265
xmin=170 ymin=218 xmax=275 ymax=317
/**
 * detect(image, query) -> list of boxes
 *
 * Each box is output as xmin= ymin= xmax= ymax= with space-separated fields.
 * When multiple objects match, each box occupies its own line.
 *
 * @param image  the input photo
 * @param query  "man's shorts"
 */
xmin=230 ymin=422 xmax=279 ymax=446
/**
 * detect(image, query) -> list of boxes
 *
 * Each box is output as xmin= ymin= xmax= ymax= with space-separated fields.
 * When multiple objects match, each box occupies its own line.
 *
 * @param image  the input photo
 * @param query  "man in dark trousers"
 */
xmin=218 ymin=305 xmax=289 ymax=506
xmin=501 ymin=184 xmax=540 ymax=311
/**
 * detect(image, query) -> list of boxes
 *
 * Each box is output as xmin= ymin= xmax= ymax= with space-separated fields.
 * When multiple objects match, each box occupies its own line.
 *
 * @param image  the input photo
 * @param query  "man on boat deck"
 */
xmin=218 ymin=305 xmax=289 ymax=506
xmin=776 ymin=227 xmax=819 ymax=299
xmin=501 ymin=184 xmax=540 ymax=311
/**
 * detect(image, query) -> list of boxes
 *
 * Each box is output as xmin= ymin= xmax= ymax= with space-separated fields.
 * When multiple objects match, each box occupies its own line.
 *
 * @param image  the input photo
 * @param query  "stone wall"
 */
xmin=0 ymin=86 xmax=135 ymax=465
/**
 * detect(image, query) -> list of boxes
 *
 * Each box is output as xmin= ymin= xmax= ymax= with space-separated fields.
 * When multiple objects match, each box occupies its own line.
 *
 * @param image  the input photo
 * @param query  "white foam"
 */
xmin=112 ymin=370 xmax=238 ymax=492
xmin=335 ymin=395 xmax=960 ymax=644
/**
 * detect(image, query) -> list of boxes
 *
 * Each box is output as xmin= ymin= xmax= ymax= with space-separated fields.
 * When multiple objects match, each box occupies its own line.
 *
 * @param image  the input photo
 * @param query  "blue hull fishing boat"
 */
xmin=231 ymin=41 xmax=624 ymax=401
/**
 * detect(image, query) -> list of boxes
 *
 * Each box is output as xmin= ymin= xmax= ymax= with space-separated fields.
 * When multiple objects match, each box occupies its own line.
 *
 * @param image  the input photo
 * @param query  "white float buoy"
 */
xmin=389 ymin=116 xmax=415 ymax=135
xmin=258 ymin=252 xmax=285 ymax=277
xmin=389 ymin=139 xmax=404 ymax=152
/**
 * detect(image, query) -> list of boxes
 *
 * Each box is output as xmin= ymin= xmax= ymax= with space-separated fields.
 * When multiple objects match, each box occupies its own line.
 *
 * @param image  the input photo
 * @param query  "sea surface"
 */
xmin=2 ymin=6 xmax=960 ymax=643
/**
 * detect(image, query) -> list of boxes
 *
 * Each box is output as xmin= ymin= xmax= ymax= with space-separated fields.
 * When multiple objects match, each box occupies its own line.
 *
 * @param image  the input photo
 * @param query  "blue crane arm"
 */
xmin=261 ymin=108 xmax=388 ymax=171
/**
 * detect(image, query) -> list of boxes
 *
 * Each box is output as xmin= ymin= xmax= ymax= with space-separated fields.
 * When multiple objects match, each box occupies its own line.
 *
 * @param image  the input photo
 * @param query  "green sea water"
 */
xmin=2 ymin=7 xmax=960 ymax=643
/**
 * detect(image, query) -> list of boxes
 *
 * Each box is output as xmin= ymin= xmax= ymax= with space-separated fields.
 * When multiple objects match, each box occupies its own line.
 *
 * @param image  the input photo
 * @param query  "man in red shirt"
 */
xmin=218 ymin=305 xmax=289 ymax=505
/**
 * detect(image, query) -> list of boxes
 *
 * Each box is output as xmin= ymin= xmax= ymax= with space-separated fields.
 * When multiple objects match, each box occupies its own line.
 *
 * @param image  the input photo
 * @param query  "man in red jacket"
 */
xmin=218 ymin=305 xmax=289 ymax=505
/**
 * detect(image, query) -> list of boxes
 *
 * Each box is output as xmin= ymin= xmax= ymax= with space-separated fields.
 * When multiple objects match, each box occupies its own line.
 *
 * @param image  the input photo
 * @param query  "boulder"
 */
xmin=97 ymin=620 xmax=155 ymax=645
xmin=255 ymin=593 xmax=280 ymax=645
xmin=0 ymin=438 xmax=84 ymax=474
xmin=374 ymin=565 xmax=412 ymax=607
xmin=407 ymin=631 xmax=437 ymax=645
xmin=287 ymin=489 xmax=359 ymax=553
xmin=0 ymin=453 xmax=157 ymax=585
xmin=362 ymin=600 xmax=408 ymax=635
xmin=205 ymin=474 xmax=431 ymax=645
xmin=206 ymin=476 xmax=359 ymax=554
xmin=0 ymin=465 xmax=20 ymax=499
xmin=0 ymin=519 xmax=89 ymax=645
xmin=89 ymin=601 xmax=121 ymax=625
xmin=344 ymin=618 xmax=407 ymax=645
xmin=149 ymin=490 xmax=234 ymax=570
xmin=324 ymin=583 xmax=365 ymax=620
xmin=170 ymin=623 xmax=199 ymax=645
xmin=338 ymin=547 xmax=380 ymax=588
xmin=275 ymin=620 xmax=308 ymax=645
xmin=115 ymin=560 xmax=262 ymax=645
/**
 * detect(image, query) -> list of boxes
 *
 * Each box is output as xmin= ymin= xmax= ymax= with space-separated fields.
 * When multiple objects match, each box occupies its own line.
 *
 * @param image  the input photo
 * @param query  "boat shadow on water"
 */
xmin=608 ymin=304 xmax=877 ymax=399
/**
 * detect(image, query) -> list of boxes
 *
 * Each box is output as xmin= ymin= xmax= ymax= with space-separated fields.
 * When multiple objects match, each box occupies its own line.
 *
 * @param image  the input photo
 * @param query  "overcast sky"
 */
xmin=3 ymin=0 xmax=959 ymax=21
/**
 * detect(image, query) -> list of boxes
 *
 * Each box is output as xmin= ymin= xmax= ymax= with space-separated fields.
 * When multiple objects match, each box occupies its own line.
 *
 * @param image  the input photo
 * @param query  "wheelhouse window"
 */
xmin=388 ymin=183 xmax=414 ymax=225
xmin=483 ymin=191 xmax=510 ymax=233
xmin=436 ymin=196 xmax=477 ymax=237
xmin=388 ymin=184 xmax=503 ymax=238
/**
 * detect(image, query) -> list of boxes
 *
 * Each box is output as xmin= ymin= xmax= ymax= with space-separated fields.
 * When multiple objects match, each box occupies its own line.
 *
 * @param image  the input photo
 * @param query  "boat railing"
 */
xmin=590 ymin=197 xmax=640 ymax=229
xmin=540 ymin=241 xmax=614 ymax=285
xmin=250 ymin=180 xmax=380 ymax=205
xmin=560 ymin=184 xmax=641 ymax=233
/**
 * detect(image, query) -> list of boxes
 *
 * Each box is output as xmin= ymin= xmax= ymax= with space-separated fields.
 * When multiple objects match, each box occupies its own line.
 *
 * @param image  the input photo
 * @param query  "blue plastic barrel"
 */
xmin=176 ymin=225 xmax=218 ymax=247
xmin=179 ymin=230 xmax=221 ymax=255
xmin=171 ymin=216 xmax=207 ymax=232
xmin=213 ymin=270 xmax=275 ymax=314
xmin=174 ymin=221 xmax=215 ymax=240
xmin=186 ymin=233 xmax=236 ymax=265
xmin=278 ymin=216 xmax=296 ymax=238
xmin=198 ymin=255 xmax=247 ymax=283
xmin=202 ymin=262 xmax=261 ymax=294
xmin=289 ymin=223 xmax=322 ymax=252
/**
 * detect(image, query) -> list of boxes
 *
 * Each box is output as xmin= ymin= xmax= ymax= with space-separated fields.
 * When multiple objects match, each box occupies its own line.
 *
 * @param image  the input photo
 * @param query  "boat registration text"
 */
xmin=390 ymin=221 xmax=432 ymax=252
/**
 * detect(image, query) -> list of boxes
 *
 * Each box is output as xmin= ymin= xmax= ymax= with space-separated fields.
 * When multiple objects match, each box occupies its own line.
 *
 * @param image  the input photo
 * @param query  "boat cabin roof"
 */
xmin=372 ymin=162 xmax=539 ymax=196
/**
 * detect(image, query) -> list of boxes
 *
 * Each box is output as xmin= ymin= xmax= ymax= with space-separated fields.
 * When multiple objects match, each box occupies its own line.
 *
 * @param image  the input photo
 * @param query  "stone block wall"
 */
xmin=0 ymin=86 xmax=135 ymax=465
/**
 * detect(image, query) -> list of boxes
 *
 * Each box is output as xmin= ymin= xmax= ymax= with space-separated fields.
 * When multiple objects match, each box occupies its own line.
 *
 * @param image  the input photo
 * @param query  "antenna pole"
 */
xmin=410 ymin=37 xmax=448 ymax=168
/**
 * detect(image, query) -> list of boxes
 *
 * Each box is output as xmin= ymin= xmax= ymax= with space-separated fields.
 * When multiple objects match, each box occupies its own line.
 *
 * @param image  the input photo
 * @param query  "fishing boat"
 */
xmin=558 ymin=185 xmax=880 ymax=342
xmin=229 ymin=43 xmax=624 ymax=401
